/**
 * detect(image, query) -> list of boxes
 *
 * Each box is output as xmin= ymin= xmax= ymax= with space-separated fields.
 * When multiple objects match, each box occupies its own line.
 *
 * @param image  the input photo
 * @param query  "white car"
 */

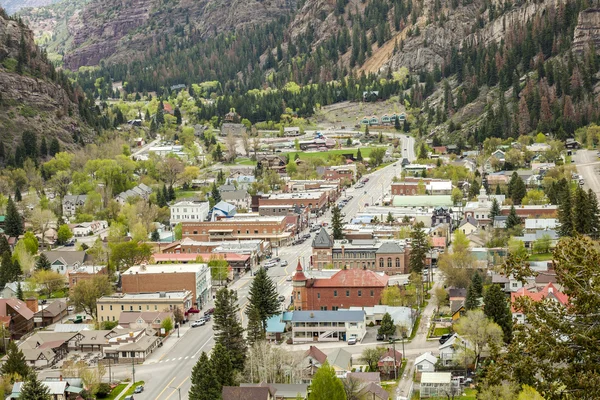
xmin=191 ymin=320 xmax=206 ymax=328
xmin=286 ymin=276 xmax=292 ymax=281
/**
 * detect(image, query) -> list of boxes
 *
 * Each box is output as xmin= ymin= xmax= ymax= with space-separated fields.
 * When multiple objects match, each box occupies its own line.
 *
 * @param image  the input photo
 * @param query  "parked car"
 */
xmin=302 ymin=234 xmax=311 ymax=240
xmin=286 ymin=276 xmax=293 ymax=281
xmin=124 ymin=396 xmax=134 ymax=400
xmin=192 ymin=320 xmax=205 ymax=327
xmin=204 ymin=308 xmax=215 ymax=316
xmin=281 ymin=260 xmax=288 ymax=267
xmin=364 ymin=203 xmax=369 ymax=207
xmin=376 ymin=333 xmax=384 ymax=341
xmin=134 ymin=386 xmax=144 ymax=394
xmin=278 ymin=295 xmax=286 ymax=302
xmin=439 ymin=333 xmax=453 ymax=345
xmin=347 ymin=337 xmax=357 ymax=345
xmin=265 ymin=260 xmax=279 ymax=268
xmin=364 ymin=178 xmax=370 ymax=182
xmin=67 ymin=306 xmax=74 ymax=312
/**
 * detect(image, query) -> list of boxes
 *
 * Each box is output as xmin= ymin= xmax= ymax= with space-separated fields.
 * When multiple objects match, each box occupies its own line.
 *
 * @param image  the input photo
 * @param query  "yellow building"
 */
xmin=97 ymin=291 xmax=193 ymax=323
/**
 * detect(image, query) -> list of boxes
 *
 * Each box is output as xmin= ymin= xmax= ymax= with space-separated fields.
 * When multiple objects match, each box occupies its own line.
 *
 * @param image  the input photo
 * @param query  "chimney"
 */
xmin=25 ymin=298 xmax=38 ymax=314
xmin=59 ymin=375 xmax=63 ymax=382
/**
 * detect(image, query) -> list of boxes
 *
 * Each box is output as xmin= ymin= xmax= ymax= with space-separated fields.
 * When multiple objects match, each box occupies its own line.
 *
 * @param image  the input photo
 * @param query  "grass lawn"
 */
xmin=105 ymin=384 xmax=128 ymax=400
xmin=381 ymin=381 xmax=398 ymax=397
xmin=408 ymin=313 xmax=422 ymax=341
xmin=292 ymin=147 xmax=380 ymax=161
xmin=121 ymin=381 xmax=145 ymax=398
xmin=433 ymin=327 xmax=450 ymax=336
xmin=528 ymin=253 xmax=553 ymax=261
xmin=175 ymin=190 xmax=198 ymax=200
xmin=234 ymin=158 xmax=257 ymax=166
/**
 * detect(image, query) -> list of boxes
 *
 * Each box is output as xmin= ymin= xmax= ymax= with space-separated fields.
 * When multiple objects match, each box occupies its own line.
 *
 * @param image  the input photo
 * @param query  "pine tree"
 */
xmin=331 ymin=205 xmax=343 ymax=240
xmin=10 ymin=259 xmax=21 ymax=282
xmin=211 ymin=182 xmax=222 ymax=204
xmin=310 ymin=361 xmax=346 ymax=400
xmin=156 ymin=100 xmax=165 ymax=125
xmin=211 ymin=342 xmax=234 ymax=387
xmin=587 ymin=189 xmax=600 ymax=239
xmin=174 ymin=107 xmax=182 ymax=125
xmin=0 ymin=252 xmax=10 ymax=287
xmin=465 ymin=282 xmax=479 ymax=310
xmin=1 ymin=341 xmax=30 ymax=378
xmin=557 ymin=188 xmax=574 ymax=237
xmin=245 ymin=304 xmax=265 ymax=346
xmin=49 ymin=138 xmax=60 ymax=156
xmin=489 ymin=198 xmax=501 ymax=222
xmin=151 ymin=230 xmax=160 ymax=242
xmin=188 ymin=352 xmax=221 ymax=400
xmin=16 ymin=282 xmax=23 ymax=301
xmin=573 ymin=186 xmax=590 ymax=235
xmin=19 ymin=372 xmax=51 ymax=400
xmin=356 ymin=148 xmax=363 ymax=162
xmin=168 ymin=185 xmax=176 ymax=201
xmin=394 ymin=117 xmax=401 ymax=130
xmin=40 ymin=137 xmax=48 ymax=157
xmin=483 ymin=284 xmax=512 ymax=343
xmin=470 ymin=273 xmax=483 ymax=298
xmin=245 ymin=267 xmax=279 ymax=334
xmin=0 ymin=237 xmax=9 ymax=256
xmin=377 ymin=312 xmax=396 ymax=338
xmin=162 ymin=185 xmax=169 ymax=205
xmin=508 ymin=172 xmax=526 ymax=205
xmin=213 ymin=288 xmax=246 ymax=371
xmin=14 ymin=187 xmax=21 ymax=202
xmin=409 ymin=222 xmax=430 ymax=273
xmin=506 ymin=205 xmax=521 ymax=230
xmin=5 ymin=197 xmax=23 ymax=238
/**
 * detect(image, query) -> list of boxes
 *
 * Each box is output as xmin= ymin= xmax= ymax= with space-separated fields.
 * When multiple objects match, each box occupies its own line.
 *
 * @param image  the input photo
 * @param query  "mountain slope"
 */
xmin=0 ymin=0 xmax=56 ymax=15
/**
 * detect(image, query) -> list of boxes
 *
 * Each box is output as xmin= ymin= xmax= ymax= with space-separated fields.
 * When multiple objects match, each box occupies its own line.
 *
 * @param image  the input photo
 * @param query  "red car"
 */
xmin=204 ymin=308 xmax=215 ymax=316
xmin=187 ymin=308 xmax=200 ymax=314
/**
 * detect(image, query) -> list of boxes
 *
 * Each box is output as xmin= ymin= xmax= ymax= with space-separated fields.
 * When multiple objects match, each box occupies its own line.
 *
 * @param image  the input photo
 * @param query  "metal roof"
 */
xmin=290 ymin=310 xmax=365 ymax=323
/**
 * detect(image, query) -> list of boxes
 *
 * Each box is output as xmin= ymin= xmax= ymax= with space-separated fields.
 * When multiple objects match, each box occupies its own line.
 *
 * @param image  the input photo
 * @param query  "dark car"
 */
xmin=134 ymin=386 xmax=144 ymax=394
xmin=376 ymin=333 xmax=384 ymax=341
xmin=278 ymin=295 xmax=286 ymax=302
xmin=439 ymin=333 xmax=453 ymax=345
xmin=204 ymin=308 xmax=215 ymax=316
xmin=302 ymin=234 xmax=311 ymax=240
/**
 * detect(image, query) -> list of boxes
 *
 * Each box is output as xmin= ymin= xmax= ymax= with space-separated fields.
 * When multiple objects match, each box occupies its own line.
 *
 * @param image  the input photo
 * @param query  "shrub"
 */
xmin=96 ymin=383 xmax=112 ymax=398
xmin=20 ymin=105 xmax=37 ymax=118
xmin=368 ymin=321 xmax=375 ymax=327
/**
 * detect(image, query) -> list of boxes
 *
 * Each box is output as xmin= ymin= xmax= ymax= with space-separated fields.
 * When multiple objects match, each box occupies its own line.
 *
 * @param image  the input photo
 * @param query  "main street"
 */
xmin=101 ymin=135 xmax=417 ymax=399
xmin=574 ymin=149 xmax=600 ymax=201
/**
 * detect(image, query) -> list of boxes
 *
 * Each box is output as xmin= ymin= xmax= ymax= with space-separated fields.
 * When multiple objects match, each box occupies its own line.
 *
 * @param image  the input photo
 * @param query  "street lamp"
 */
xmin=170 ymin=386 xmax=182 ymax=400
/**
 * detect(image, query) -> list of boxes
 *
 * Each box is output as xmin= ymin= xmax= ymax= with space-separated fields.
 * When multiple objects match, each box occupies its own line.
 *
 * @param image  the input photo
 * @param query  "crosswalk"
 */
xmin=148 ymin=355 xmax=194 ymax=365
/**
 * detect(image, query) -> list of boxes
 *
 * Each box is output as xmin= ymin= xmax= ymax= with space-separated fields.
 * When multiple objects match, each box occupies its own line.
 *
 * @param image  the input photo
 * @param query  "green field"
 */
xmin=528 ymin=253 xmax=553 ymax=261
xmin=106 ymin=384 xmax=127 ymax=400
xmin=433 ymin=327 xmax=451 ymax=336
xmin=121 ymin=381 xmax=145 ymax=398
xmin=292 ymin=147 xmax=382 ymax=161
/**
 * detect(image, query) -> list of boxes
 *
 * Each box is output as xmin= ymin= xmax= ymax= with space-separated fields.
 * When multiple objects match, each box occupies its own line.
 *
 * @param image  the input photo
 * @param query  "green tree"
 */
xmin=174 ymin=107 xmax=182 ymax=125
xmin=19 ymin=372 xmax=51 ymax=400
xmin=573 ymin=186 xmax=590 ymax=235
xmin=360 ymin=347 xmax=387 ymax=371
xmin=489 ymin=198 xmax=501 ymax=222
xmin=588 ymin=189 xmax=600 ymax=239
xmin=506 ymin=205 xmax=521 ymax=230
xmin=0 ymin=236 xmax=10 ymax=256
xmin=471 ymin=273 xmax=483 ymax=297
xmin=40 ymin=136 xmax=48 ymax=157
xmin=70 ymin=275 xmax=114 ymax=320
xmin=454 ymin=310 xmax=503 ymax=369
xmin=161 ymin=316 xmax=174 ymax=333
xmin=1 ymin=341 xmax=30 ymax=378
xmin=208 ymin=258 xmax=229 ymax=285
xmin=356 ymin=148 xmax=363 ymax=162
xmin=310 ymin=361 xmax=347 ymax=400
xmin=56 ymin=224 xmax=73 ymax=245
xmin=245 ymin=267 xmax=279 ymax=334
xmin=331 ymin=205 xmax=343 ymax=240
xmin=465 ymin=282 xmax=480 ymax=310
xmin=21 ymin=232 xmax=38 ymax=255
xmin=483 ymin=284 xmax=513 ymax=343
xmin=532 ymin=234 xmax=551 ymax=254
xmin=386 ymin=212 xmax=395 ymax=224
xmin=5 ymin=197 xmax=23 ymax=238
xmin=211 ymin=182 xmax=222 ymax=205
xmin=16 ymin=282 xmax=23 ymax=300
xmin=213 ymin=288 xmax=246 ymax=371
xmin=49 ymin=138 xmax=60 ymax=156
xmin=418 ymin=142 xmax=428 ymax=159
xmin=211 ymin=342 xmax=235 ymax=388
xmin=151 ymin=230 xmax=160 ymax=242
xmin=377 ymin=312 xmax=396 ymax=338
xmin=557 ymin=188 xmax=574 ymax=237
xmin=245 ymin=304 xmax=265 ymax=345
xmin=109 ymin=241 xmax=152 ymax=271
xmin=189 ymin=352 xmax=221 ymax=400
xmin=508 ymin=172 xmax=526 ymax=205
xmin=409 ymin=222 xmax=430 ymax=273
xmin=14 ymin=187 xmax=21 ymax=202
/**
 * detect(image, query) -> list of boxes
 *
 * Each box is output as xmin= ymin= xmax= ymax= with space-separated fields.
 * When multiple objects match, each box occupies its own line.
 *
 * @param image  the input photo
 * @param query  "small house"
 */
xmin=420 ymin=372 xmax=454 ymax=398
xmin=415 ymin=352 xmax=437 ymax=373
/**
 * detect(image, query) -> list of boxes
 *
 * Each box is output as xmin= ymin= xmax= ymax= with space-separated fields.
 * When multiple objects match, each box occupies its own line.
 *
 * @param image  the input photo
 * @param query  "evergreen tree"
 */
xmin=174 ymin=107 xmax=182 ymax=125
xmin=557 ymin=188 xmax=574 ymax=237
xmin=16 ymin=282 xmax=23 ymax=301
xmin=5 ymin=197 xmax=23 ymax=238
xmin=245 ymin=304 xmax=265 ymax=346
xmin=1 ymin=341 xmax=30 ymax=378
xmin=213 ymin=288 xmax=246 ymax=371
xmin=489 ymin=198 xmax=501 ymax=222
xmin=0 ymin=252 xmax=10 ymax=287
xmin=468 ymin=179 xmax=481 ymax=199
xmin=409 ymin=222 xmax=430 ymax=273
xmin=356 ymin=148 xmax=363 ymax=162
xmin=20 ymin=372 xmax=51 ymax=400
xmin=508 ymin=172 xmax=526 ymax=205
xmin=483 ymin=284 xmax=512 ymax=343
xmin=162 ymin=185 xmax=169 ymax=205
xmin=506 ymin=205 xmax=521 ymax=230
xmin=156 ymin=189 xmax=166 ymax=208
xmin=211 ymin=182 xmax=222 ymax=204
xmin=49 ymin=138 xmax=60 ymax=156
xmin=14 ymin=187 xmax=21 ymax=202
xmin=465 ymin=282 xmax=479 ymax=310
xmin=495 ymin=185 xmax=502 ymax=195
xmin=394 ymin=116 xmax=401 ymax=130
xmin=145 ymin=109 xmax=151 ymax=121
xmin=0 ymin=236 xmax=9 ymax=256
xmin=377 ymin=312 xmax=396 ymax=338
xmin=40 ymin=137 xmax=48 ymax=157
xmin=211 ymin=342 xmax=234 ymax=387
xmin=156 ymin=100 xmax=165 ymax=125
xmin=168 ymin=185 xmax=176 ymax=201
xmin=331 ymin=205 xmax=343 ymax=240
xmin=573 ymin=186 xmax=590 ymax=235
xmin=151 ymin=230 xmax=160 ymax=242
xmin=245 ymin=267 xmax=279 ymax=334
xmin=587 ymin=189 xmax=600 ymax=239
xmin=310 ymin=361 xmax=346 ymax=400
xmin=471 ymin=272 xmax=483 ymax=298
xmin=403 ymin=119 xmax=410 ymax=132
xmin=188 ymin=352 xmax=221 ymax=400
xmin=10 ymin=259 xmax=21 ymax=282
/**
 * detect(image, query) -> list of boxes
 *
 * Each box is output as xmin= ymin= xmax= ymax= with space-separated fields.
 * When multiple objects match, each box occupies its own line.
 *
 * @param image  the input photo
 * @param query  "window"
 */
xmin=139 ymin=306 xmax=142 ymax=311
xmin=297 ymin=291 xmax=301 ymax=300
xmin=370 ymin=290 xmax=374 ymax=297
xmin=110 ymin=305 xmax=113 ymax=311
xmin=332 ymin=306 xmax=339 ymax=311
xmin=396 ymin=258 xmax=400 ymax=268
xmin=130 ymin=306 xmax=133 ymax=311
xmin=379 ymin=258 xmax=384 ymax=268
xmin=317 ymin=293 xmax=320 ymax=299
xmin=320 ymin=306 xmax=327 ymax=311
xmin=254 ymin=230 xmax=259 ymax=234
xmin=101 ymin=305 xmax=104 ymax=311
xmin=388 ymin=258 xmax=392 ymax=268
xmin=346 ymin=290 xmax=350 ymax=297
xmin=121 ymin=305 xmax=124 ymax=311
xmin=146 ymin=305 xmax=149 ymax=310
xmin=334 ymin=290 xmax=338 ymax=297
xmin=193 ymin=230 xmax=198 ymax=234
xmin=155 ymin=305 xmax=158 ymax=310
xmin=112 ymin=316 xmax=115 ymax=321
xmin=101 ymin=316 xmax=104 ymax=321
xmin=358 ymin=290 xmax=362 ymax=297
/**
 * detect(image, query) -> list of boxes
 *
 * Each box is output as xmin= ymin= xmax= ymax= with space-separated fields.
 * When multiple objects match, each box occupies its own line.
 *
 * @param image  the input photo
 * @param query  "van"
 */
xmin=347 ymin=337 xmax=357 ymax=345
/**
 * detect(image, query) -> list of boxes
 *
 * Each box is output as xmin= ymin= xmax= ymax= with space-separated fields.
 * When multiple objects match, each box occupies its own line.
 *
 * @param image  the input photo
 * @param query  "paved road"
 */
xmin=574 ymin=149 xmax=600 ymax=201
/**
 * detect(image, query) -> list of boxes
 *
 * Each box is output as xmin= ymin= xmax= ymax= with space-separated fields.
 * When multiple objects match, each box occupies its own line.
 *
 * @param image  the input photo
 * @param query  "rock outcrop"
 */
xmin=573 ymin=8 xmax=600 ymax=53
xmin=0 ymin=0 xmax=55 ymax=15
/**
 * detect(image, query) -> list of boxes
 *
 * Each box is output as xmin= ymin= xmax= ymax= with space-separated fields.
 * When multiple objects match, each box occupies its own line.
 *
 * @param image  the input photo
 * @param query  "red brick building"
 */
xmin=292 ymin=263 xmax=389 ymax=311
xmin=391 ymin=182 xmax=421 ymax=196
xmin=67 ymin=265 xmax=107 ymax=290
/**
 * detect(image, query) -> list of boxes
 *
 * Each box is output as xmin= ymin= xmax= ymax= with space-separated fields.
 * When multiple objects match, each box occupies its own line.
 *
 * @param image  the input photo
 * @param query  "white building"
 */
xmin=415 ymin=352 xmax=437 ymax=373
xmin=290 ymin=310 xmax=366 ymax=344
xmin=169 ymin=201 xmax=210 ymax=227
xmin=439 ymin=334 xmax=471 ymax=367
xmin=62 ymin=195 xmax=87 ymax=218
xmin=420 ymin=372 xmax=454 ymax=398
xmin=71 ymin=221 xmax=108 ymax=237
xmin=525 ymin=218 xmax=557 ymax=230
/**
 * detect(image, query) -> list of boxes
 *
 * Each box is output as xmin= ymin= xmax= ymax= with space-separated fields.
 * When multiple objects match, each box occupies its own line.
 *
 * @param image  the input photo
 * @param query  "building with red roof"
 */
xmin=511 ymin=282 xmax=568 ymax=324
xmin=292 ymin=262 xmax=389 ymax=311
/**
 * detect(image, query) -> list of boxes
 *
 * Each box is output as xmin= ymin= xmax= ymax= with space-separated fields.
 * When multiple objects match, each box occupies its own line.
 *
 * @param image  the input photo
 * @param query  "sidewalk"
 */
xmin=143 ymin=325 xmax=192 ymax=365
xmin=114 ymin=382 xmax=133 ymax=400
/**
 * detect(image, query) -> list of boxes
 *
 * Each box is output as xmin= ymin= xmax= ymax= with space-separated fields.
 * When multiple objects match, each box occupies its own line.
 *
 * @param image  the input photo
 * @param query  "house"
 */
xmin=525 ymin=218 xmax=557 ymax=230
xmin=415 ymin=352 xmax=437 ymax=373
xmin=118 ymin=311 xmax=173 ymax=330
xmin=239 ymin=383 xmax=309 ymax=399
xmin=290 ymin=310 xmax=366 ymax=344
xmin=265 ymin=314 xmax=287 ymax=342
xmin=512 ymin=230 xmax=558 ymax=250
xmin=102 ymin=328 xmax=162 ymax=363
xmin=0 ymin=298 xmax=34 ymax=338
xmin=420 ymin=372 xmax=454 ymax=398
xmin=343 ymin=306 xmax=414 ymax=334
xmin=220 ymin=123 xmax=246 ymax=136
xmin=257 ymin=154 xmax=287 ymax=174
xmin=224 ymin=110 xmax=241 ymax=123
xmin=565 ymin=138 xmax=580 ymax=149
xmin=328 ymin=347 xmax=353 ymax=377
xmin=169 ymin=200 xmax=210 ymax=227
xmin=439 ymin=334 xmax=471 ymax=367
xmin=35 ymin=299 xmax=68 ymax=327
xmin=283 ymin=127 xmax=302 ymax=136
xmin=18 ymin=331 xmax=80 ymax=368
xmin=70 ymin=220 xmax=108 ymax=237
xmin=220 ymin=189 xmax=251 ymax=210
xmin=115 ymin=183 xmax=153 ymax=205
xmin=42 ymin=251 xmax=88 ymax=275
xmin=10 ymin=380 xmax=83 ymax=400
xmin=431 ymin=207 xmax=451 ymax=227
xmin=493 ymin=216 xmax=508 ymax=229
xmin=458 ymin=216 xmax=478 ymax=235
xmin=377 ymin=348 xmax=403 ymax=376
xmin=303 ymin=345 xmax=328 ymax=376
xmin=62 ymin=195 xmax=87 ymax=218
xmin=222 ymin=386 xmax=274 ymax=400
xmin=511 ymin=282 xmax=568 ymax=324
xmin=211 ymin=200 xmax=237 ymax=220
xmin=68 ymin=265 xmax=107 ymax=290
xmin=345 ymin=373 xmax=389 ymax=400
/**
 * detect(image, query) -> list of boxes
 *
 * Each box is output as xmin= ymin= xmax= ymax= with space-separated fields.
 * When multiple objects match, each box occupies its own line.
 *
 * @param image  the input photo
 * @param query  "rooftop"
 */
xmin=123 ymin=263 xmax=207 ymax=275
xmin=290 ymin=310 xmax=365 ymax=323
xmin=265 ymin=192 xmax=324 ymax=200
xmin=98 ymin=291 xmax=192 ymax=301
xmin=421 ymin=372 xmax=452 ymax=384
xmin=311 ymin=269 xmax=389 ymax=288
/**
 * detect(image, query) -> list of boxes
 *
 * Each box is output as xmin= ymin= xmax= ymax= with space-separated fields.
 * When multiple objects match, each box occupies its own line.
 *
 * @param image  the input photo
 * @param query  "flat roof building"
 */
xmin=97 ymin=291 xmax=193 ymax=324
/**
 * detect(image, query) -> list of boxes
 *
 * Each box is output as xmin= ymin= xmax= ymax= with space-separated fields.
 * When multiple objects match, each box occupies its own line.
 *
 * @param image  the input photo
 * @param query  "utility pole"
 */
xmin=389 ymin=338 xmax=398 ymax=380
xmin=108 ymin=357 xmax=112 ymax=383
xmin=132 ymin=357 xmax=135 ymax=383
xmin=170 ymin=386 xmax=181 ymax=400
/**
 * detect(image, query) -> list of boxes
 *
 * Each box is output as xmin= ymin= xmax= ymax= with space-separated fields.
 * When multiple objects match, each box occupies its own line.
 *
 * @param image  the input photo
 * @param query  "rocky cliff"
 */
xmin=62 ymin=0 xmax=296 ymax=70
xmin=0 ymin=0 xmax=55 ymax=14
xmin=573 ymin=8 xmax=600 ymax=53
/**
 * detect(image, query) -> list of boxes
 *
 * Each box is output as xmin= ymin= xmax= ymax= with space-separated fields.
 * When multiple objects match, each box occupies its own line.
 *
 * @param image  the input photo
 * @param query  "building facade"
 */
xmin=290 ymin=310 xmax=366 ymax=344
xmin=169 ymin=201 xmax=210 ymax=227
xmin=96 ymin=291 xmax=193 ymax=323
xmin=121 ymin=264 xmax=211 ymax=309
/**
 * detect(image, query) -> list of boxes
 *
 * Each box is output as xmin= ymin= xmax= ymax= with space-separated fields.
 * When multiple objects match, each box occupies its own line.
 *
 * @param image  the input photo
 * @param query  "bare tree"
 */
xmin=241 ymin=132 xmax=250 ymax=157
xmin=342 ymin=375 xmax=363 ymax=400
xmin=252 ymin=134 xmax=262 ymax=159
xmin=30 ymin=208 xmax=55 ymax=250
xmin=245 ymin=341 xmax=306 ymax=384
xmin=225 ymin=132 xmax=237 ymax=163
xmin=158 ymin=157 xmax=184 ymax=187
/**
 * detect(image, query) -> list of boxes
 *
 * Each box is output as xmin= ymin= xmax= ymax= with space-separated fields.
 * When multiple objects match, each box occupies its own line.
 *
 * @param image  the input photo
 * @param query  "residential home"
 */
xmin=486 ymin=172 xmax=510 ymax=186
xmin=458 ymin=216 xmax=478 ymax=235
xmin=303 ymin=345 xmax=327 ymax=376
xmin=211 ymin=200 xmax=237 ymax=220
xmin=102 ymin=328 xmax=162 ymax=363
xmin=513 ymin=229 xmax=558 ymax=250
xmin=343 ymin=306 xmax=414 ymax=334
xmin=0 ymin=298 xmax=34 ymax=338
xmin=118 ymin=311 xmax=174 ymax=331
xmin=511 ymin=282 xmax=568 ymax=324
xmin=169 ymin=200 xmax=210 ymax=227
xmin=257 ymin=154 xmax=287 ymax=174
xmin=115 ymin=183 xmax=153 ymax=205
xmin=493 ymin=216 xmax=508 ymax=229
xmin=345 ymin=373 xmax=389 ymax=400
xmin=42 ymin=251 xmax=88 ymax=275
xmin=451 ymin=158 xmax=476 ymax=173
xmin=439 ymin=334 xmax=471 ymax=367
xmin=222 ymin=386 xmax=274 ymax=400
xmin=565 ymin=138 xmax=580 ymax=149
xmin=220 ymin=189 xmax=251 ymax=210
xmin=265 ymin=314 xmax=287 ymax=342
xmin=290 ymin=310 xmax=366 ymax=344
xmin=18 ymin=331 xmax=81 ymax=368
xmin=35 ymin=299 xmax=68 ymax=327
xmin=431 ymin=207 xmax=451 ymax=227
xmin=68 ymin=265 xmax=107 ymax=290
xmin=283 ymin=127 xmax=301 ymax=136
xmin=525 ymin=218 xmax=557 ymax=230
xmin=526 ymin=143 xmax=551 ymax=153
xmin=420 ymin=372 xmax=455 ymax=398
xmin=62 ymin=195 xmax=87 ymax=218
xmin=328 ymin=347 xmax=353 ymax=377
xmin=377 ymin=348 xmax=403 ymax=376
xmin=70 ymin=220 xmax=108 ymax=237
xmin=10 ymin=380 xmax=83 ymax=400
xmin=239 ymin=383 xmax=309 ymax=400
xmin=220 ymin=123 xmax=246 ymax=136
xmin=415 ymin=352 xmax=437 ymax=373
xmin=432 ymin=146 xmax=447 ymax=155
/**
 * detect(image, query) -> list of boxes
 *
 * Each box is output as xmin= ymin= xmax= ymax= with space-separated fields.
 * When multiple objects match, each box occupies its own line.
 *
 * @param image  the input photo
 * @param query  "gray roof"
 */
xmin=375 ymin=241 xmax=404 ymax=254
xmin=291 ymin=310 xmax=364 ymax=323
xmin=459 ymin=216 xmax=478 ymax=228
xmin=42 ymin=251 xmax=87 ymax=266
xmin=63 ymin=195 xmax=87 ymax=204
xmin=328 ymin=348 xmax=353 ymax=370
xmin=312 ymin=228 xmax=333 ymax=249
xmin=221 ymin=190 xmax=249 ymax=201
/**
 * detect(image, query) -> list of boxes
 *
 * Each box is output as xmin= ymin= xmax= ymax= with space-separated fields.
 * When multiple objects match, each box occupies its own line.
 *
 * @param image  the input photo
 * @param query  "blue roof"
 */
xmin=291 ymin=310 xmax=365 ymax=323
xmin=351 ymin=216 xmax=373 ymax=224
xmin=266 ymin=314 xmax=286 ymax=333
xmin=282 ymin=311 xmax=294 ymax=322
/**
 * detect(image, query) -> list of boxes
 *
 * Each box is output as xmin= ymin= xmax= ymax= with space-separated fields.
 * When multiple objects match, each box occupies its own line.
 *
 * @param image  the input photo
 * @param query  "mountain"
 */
xmin=0 ymin=7 xmax=95 ymax=163
xmin=0 ymin=0 xmax=56 ymax=15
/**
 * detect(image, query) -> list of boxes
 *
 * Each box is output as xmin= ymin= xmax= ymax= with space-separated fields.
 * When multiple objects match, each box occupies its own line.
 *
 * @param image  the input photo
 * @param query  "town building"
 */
xmin=311 ymin=228 xmax=410 ymax=274
xmin=292 ymin=265 xmax=389 ymax=311
xmin=458 ymin=217 xmax=478 ymax=235
xmin=303 ymin=345 xmax=327 ymax=376
xmin=10 ymin=380 xmax=84 ymax=399
xmin=377 ymin=348 xmax=403 ymax=376
xmin=511 ymin=282 xmax=568 ymax=324
xmin=415 ymin=352 xmax=437 ymax=373
xmin=285 ymin=179 xmax=341 ymax=193
xmin=290 ymin=310 xmax=366 ymax=343
xmin=42 ymin=251 xmax=89 ymax=275
xmin=182 ymin=215 xmax=292 ymax=246
xmin=343 ymin=306 xmax=414 ymax=333
xmin=121 ymin=263 xmax=211 ymax=309
xmin=102 ymin=328 xmax=161 ymax=364
xmin=220 ymin=188 xmax=251 ymax=210
xmin=96 ymin=291 xmax=193 ymax=323
xmin=70 ymin=220 xmax=108 ymax=237
xmin=34 ymin=299 xmax=68 ymax=327
xmin=115 ymin=183 xmax=152 ymax=205
xmin=321 ymin=164 xmax=357 ymax=182
xmin=151 ymin=253 xmax=251 ymax=276
xmin=392 ymin=195 xmax=453 ymax=208
xmin=62 ymin=195 xmax=87 ymax=218
xmin=68 ymin=265 xmax=107 ymax=290
xmin=254 ymin=192 xmax=328 ymax=216
xmin=159 ymin=237 xmax=266 ymax=265
xmin=169 ymin=200 xmax=210 ymax=227
xmin=239 ymin=383 xmax=309 ymax=399
xmin=0 ymin=299 xmax=34 ymax=338
xmin=257 ymin=154 xmax=287 ymax=174
xmin=222 ymin=386 xmax=274 ymax=400
xmin=327 ymin=347 xmax=354 ymax=377
xmin=212 ymin=200 xmax=237 ymax=220
xmin=118 ymin=311 xmax=173 ymax=331
xmin=420 ymin=372 xmax=455 ymax=398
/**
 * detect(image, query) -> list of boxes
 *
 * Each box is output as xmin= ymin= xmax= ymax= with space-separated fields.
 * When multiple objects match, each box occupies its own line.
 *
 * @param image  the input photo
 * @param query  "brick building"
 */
xmin=391 ymin=178 xmax=452 ymax=196
xmin=285 ymin=179 xmax=341 ymax=193
xmin=67 ymin=265 xmax=107 ymax=290
xmin=151 ymin=253 xmax=251 ymax=275
xmin=292 ymin=264 xmax=389 ymax=311
xmin=181 ymin=215 xmax=292 ymax=246
xmin=159 ymin=238 xmax=266 ymax=266
xmin=253 ymin=192 xmax=329 ymax=215
xmin=311 ymin=228 xmax=410 ymax=274
xmin=322 ymin=165 xmax=357 ymax=182
xmin=121 ymin=263 xmax=211 ymax=309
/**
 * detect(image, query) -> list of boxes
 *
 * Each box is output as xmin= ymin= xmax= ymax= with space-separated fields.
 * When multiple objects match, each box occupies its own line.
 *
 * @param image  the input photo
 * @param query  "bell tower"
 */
xmin=292 ymin=260 xmax=308 ymax=310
